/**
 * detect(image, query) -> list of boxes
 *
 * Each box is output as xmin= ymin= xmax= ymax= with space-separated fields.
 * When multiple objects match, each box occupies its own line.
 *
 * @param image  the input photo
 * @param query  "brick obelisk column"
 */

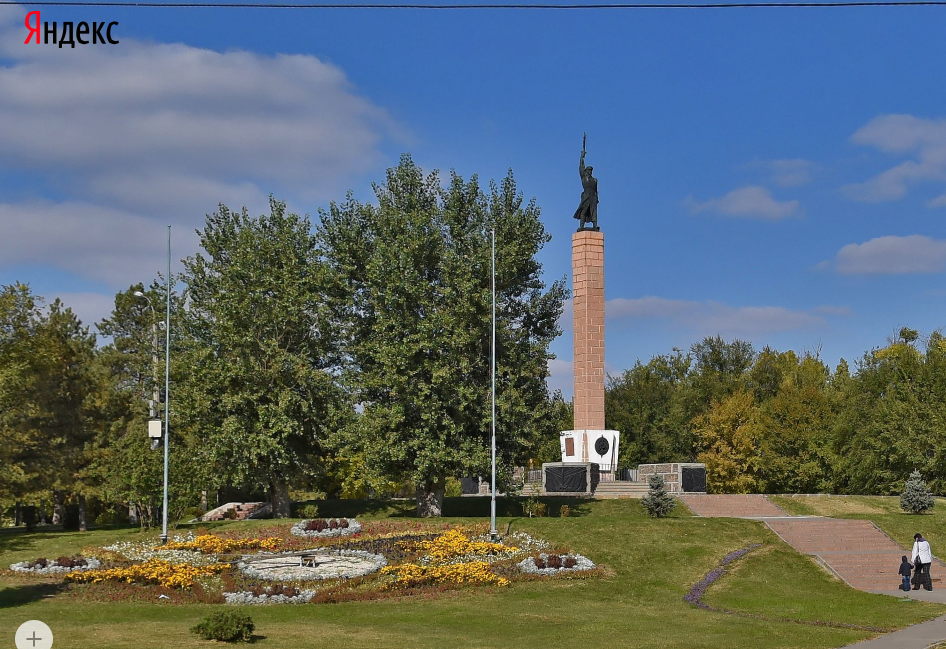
xmin=572 ymin=230 xmax=605 ymax=432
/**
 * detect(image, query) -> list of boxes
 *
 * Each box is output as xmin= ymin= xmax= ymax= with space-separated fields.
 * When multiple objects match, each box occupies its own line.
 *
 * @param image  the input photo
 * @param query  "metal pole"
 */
xmin=161 ymin=226 xmax=171 ymax=544
xmin=490 ymin=226 xmax=497 ymax=541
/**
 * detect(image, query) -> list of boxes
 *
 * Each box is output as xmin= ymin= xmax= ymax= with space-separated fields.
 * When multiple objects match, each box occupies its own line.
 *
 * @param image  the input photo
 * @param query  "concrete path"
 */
xmin=844 ymin=613 xmax=946 ymax=647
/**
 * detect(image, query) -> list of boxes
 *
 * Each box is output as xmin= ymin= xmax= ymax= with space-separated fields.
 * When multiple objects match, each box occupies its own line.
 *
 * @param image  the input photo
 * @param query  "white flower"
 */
xmin=223 ymin=589 xmax=317 ymax=605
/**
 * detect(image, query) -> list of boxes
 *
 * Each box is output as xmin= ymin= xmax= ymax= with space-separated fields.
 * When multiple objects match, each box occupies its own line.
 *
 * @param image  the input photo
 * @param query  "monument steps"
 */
xmin=200 ymin=501 xmax=271 ymax=522
xmin=593 ymin=481 xmax=649 ymax=499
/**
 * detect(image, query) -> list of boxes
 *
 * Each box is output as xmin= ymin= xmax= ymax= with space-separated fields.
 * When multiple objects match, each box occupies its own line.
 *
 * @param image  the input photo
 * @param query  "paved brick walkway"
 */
xmin=678 ymin=494 xmax=942 ymax=594
xmin=677 ymin=494 xmax=788 ymax=518
xmin=765 ymin=518 xmax=919 ymax=593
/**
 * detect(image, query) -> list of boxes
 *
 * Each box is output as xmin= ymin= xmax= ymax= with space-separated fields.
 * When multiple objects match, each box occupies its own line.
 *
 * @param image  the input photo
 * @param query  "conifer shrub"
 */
xmin=191 ymin=610 xmax=254 ymax=642
xmin=642 ymin=474 xmax=676 ymax=518
xmin=901 ymin=469 xmax=936 ymax=514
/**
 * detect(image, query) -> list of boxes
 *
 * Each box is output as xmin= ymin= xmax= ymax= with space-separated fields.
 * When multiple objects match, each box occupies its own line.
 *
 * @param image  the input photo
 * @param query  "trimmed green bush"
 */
xmin=642 ymin=474 xmax=676 ymax=518
xmin=191 ymin=610 xmax=255 ymax=643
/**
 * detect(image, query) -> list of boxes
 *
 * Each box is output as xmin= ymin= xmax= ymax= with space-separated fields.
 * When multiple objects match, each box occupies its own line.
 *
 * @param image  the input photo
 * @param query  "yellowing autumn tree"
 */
xmin=694 ymin=390 xmax=764 ymax=494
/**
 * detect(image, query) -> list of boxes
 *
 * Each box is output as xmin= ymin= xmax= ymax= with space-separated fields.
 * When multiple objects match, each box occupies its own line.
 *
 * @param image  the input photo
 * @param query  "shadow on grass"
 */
xmin=0 ymin=581 xmax=66 ymax=609
xmin=0 ymin=527 xmax=34 ymax=555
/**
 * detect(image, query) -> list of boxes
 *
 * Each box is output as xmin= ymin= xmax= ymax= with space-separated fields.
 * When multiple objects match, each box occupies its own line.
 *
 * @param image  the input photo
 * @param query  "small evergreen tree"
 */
xmin=642 ymin=474 xmax=676 ymax=518
xmin=901 ymin=469 xmax=935 ymax=514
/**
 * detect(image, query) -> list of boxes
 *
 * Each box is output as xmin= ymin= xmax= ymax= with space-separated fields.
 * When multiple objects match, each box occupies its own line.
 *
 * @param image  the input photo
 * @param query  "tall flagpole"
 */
xmin=490 ymin=226 xmax=497 ymax=541
xmin=161 ymin=226 xmax=171 ymax=544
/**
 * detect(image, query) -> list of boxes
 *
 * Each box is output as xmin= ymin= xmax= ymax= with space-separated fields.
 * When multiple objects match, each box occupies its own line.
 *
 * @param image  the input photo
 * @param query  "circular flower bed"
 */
xmin=237 ymin=549 xmax=385 ymax=581
xmin=224 ymin=584 xmax=317 ymax=605
xmin=517 ymin=553 xmax=595 ymax=575
xmin=10 ymin=556 xmax=101 ymax=574
xmin=290 ymin=518 xmax=361 ymax=538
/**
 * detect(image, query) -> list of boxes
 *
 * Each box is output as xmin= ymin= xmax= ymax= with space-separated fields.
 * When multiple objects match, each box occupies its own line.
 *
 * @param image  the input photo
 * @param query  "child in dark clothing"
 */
xmin=900 ymin=555 xmax=913 ymax=591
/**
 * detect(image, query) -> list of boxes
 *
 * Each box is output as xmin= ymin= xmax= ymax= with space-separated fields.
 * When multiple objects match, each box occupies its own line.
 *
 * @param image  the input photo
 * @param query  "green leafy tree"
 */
xmin=180 ymin=198 xmax=345 ymax=517
xmin=91 ymin=283 xmax=202 ymax=528
xmin=835 ymin=330 xmax=946 ymax=494
xmin=0 ymin=285 xmax=98 ymax=528
xmin=755 ymin=351 xmax=836 ymax=494
xmin=606 ymin=349 xmax=691 ymax=466
xmin=901 ymin=469 xmax=935 ymax=514
xmin=0 ymin=283 xmax=44 ymax=499
xmin=320 ymin=155 xmax=566 ymax=516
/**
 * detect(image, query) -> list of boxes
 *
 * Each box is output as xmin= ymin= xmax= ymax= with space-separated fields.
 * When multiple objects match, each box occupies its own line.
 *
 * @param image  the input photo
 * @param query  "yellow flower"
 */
xmin=160 ymin=535 xmax=282 ymax=554
xmin=402 ymin=529 xmax=516 ymax=562
xmin=380 ymin=561 xmax=509 ymax=589
xmin=65 ymin=559 xmax=227 ymax=589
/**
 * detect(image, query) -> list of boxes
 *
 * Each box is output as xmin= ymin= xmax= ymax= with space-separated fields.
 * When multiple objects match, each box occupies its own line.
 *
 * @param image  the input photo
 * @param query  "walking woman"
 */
xmin=912 ymin=533 xmax=934 ymax=591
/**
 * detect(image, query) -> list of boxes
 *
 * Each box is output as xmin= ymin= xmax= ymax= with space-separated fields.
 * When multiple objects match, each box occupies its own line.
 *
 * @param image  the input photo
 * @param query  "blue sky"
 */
xmin=1 ymin=2 xmax=946 ymax=396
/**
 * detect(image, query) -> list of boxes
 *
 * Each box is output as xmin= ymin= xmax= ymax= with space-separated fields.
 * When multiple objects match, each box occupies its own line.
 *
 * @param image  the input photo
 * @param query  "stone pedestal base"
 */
xmin=542 ymin=462 xmax=600 ymax=495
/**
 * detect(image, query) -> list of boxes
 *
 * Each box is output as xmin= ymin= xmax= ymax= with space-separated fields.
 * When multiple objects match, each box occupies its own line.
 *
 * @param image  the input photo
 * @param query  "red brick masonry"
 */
xmin=572 ymin=230 xmax=605 ymax=431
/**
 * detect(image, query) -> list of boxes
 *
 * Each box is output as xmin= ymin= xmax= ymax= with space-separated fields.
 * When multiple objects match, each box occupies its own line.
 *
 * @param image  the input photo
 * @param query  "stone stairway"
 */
xmin=593 ymin=480 xmax=650 ymax=499
xmin=678 ymin=494 xmax=788 ymax=517
xmin=200 ymin=501 xmax=271 ymax=522
xmin=521 ymin=481 xmax=543 ymax=496
xmin=765 ymin=518 xmax=942 ymax=593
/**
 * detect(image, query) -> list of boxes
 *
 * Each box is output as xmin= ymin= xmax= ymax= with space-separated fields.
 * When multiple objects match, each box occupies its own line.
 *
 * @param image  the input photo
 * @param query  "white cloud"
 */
xmin=0 ymin=200 xmax=197 ymax=285
xmin=844 ymin=115 xmax=946 ymax=203
xmin=746 ymin=158 xmax=816 ymax=187
xmin=687 ymin=186 xmax=800 ymax=220
xmin=0 ymin=21 xmax=402 ymax=285
xmin=928 ymin=194 xmax=946 ymax=208
xmin=832 ymin=235 xmax=946 ymax=275
xmin=53 ymin=292 xmax=118 ymax=331
xmin=546 ymin=357 xmax=573 ymax=396
xmin=606 ymin=296 xmax=838 ymax=337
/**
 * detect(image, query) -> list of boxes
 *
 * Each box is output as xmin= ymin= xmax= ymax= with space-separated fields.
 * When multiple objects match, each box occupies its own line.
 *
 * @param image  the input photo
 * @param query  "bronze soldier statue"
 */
xmin=574 ymin=133 xmax=599 ymax=231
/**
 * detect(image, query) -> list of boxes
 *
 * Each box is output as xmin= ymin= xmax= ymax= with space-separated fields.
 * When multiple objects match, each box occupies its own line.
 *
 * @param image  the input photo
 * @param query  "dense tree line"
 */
xmin=4 ymin=155 xmax=942 ymax=526
xmin=0 ymin=155 xmax=565 ymax=522
xmin=605 ymin=329 xmax=946 ymax=495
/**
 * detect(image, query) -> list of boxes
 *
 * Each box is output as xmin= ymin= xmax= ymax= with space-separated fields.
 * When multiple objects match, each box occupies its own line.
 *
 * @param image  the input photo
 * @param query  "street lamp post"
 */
xmin=133 ymin=225 xmax=171 ymax=544
xmin=161 ymin=226 xmax=171 ymax=544
xmin=490 ymin=226 xmax=498 ymax=541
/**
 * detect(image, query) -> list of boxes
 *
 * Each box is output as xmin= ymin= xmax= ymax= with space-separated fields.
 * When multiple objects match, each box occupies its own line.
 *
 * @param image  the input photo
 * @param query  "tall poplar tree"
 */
xmin=181 ymin=198 xmax=344 ymax=517
xmin=320 ymin=155 xmax=566 ymax=516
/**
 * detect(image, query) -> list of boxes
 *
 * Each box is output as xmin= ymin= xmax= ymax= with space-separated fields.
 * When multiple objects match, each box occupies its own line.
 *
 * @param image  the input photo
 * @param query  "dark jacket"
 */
xmin=900 ymin=557 xmax=913 ymax=577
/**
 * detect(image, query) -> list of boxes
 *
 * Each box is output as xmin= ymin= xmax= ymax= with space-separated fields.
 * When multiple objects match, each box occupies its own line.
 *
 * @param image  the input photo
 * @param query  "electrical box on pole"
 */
xmin=148 ymin=419 xmax=162 ymax=450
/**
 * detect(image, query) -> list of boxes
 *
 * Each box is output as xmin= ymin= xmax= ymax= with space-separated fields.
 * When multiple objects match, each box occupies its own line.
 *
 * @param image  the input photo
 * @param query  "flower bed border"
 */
xmin=10 ymin=557 xmax=101 ymax=574
xmin=517 ymin=553 xmax=595 ymax=575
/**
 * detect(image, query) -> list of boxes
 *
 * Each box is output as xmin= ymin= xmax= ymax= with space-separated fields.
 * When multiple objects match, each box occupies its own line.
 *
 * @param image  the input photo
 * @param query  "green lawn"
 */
xmin=2 ymin=497 xmax=943 ymax=649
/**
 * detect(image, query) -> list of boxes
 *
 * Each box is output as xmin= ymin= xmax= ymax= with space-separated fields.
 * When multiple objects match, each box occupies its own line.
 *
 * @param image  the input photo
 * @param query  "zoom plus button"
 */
xmin=15 ymin=620 xmax=53 ymax=649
